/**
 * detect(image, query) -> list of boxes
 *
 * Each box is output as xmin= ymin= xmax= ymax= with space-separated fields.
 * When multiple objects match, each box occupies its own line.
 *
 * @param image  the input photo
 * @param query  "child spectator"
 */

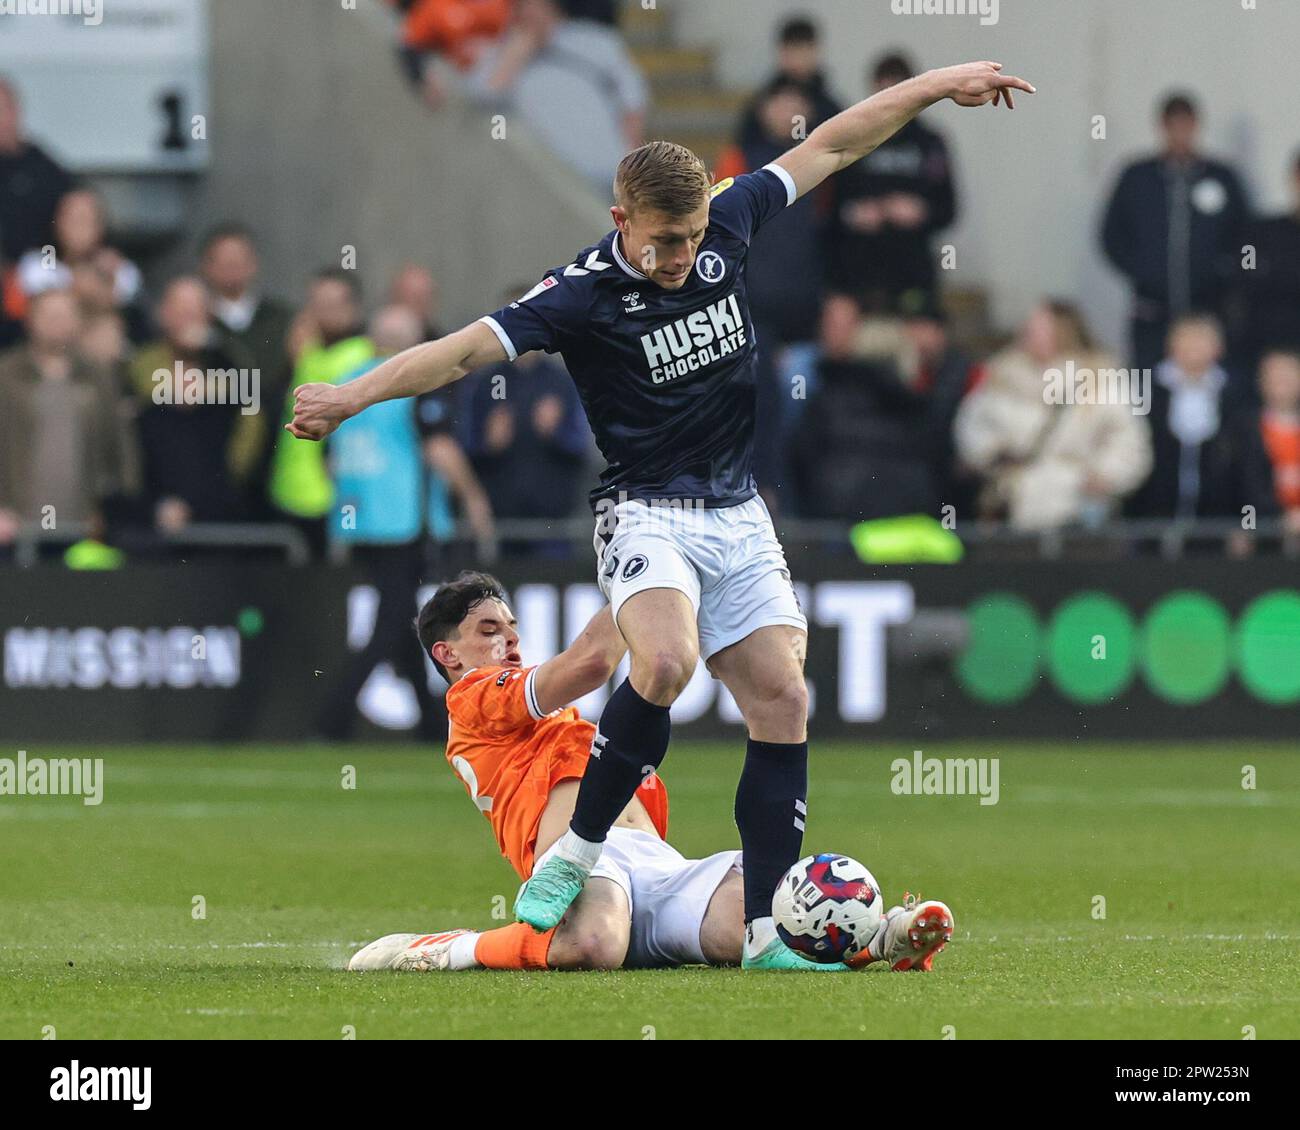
xmin=1258 ymin=349 xmax=1300 ymax=534
xmin=1128 ymin=314 xmax=1276 ymax=525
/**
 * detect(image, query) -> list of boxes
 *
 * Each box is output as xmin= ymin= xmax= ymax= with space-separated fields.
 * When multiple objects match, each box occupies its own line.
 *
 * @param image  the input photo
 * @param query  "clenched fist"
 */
xmin=284 ymin=382 xmax=353 ymax=441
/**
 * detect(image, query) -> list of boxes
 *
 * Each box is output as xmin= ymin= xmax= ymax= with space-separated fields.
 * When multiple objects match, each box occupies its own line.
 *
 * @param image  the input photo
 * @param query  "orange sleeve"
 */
xmin=445 ymin=665 xmax=545 ymax=737
xmin=404 ymin=0 xmax=511 ymax=58
xmin=635 ymin=772 xmax=669 ymax=840
xmin=713 ymin=146 xmax=749 ymax=184
xmin=2 ymin=266 xmax=27 ymax=322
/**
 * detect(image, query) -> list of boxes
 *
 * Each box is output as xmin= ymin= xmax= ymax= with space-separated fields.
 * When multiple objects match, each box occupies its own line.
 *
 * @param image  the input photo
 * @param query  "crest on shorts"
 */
xmin=621 ymin=554 xmax=649 ymax=581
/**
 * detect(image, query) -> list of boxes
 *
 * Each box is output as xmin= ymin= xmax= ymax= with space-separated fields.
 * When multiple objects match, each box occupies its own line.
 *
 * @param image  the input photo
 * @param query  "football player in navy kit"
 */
xmin=288 ymin=60 xmax=1033 ymax=969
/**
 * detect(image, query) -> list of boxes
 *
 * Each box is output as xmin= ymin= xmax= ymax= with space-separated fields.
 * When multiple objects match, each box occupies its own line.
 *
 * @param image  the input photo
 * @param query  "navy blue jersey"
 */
xmin=478 ymin=164 xmax=797 ymax=510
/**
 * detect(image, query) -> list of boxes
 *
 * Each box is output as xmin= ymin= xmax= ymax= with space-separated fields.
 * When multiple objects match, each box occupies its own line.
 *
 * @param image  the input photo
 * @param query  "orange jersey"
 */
xmin=1262 ymin=415 xmax=1300 ymax=510
xmin=444 ymin=665 xmax=669 ymax=878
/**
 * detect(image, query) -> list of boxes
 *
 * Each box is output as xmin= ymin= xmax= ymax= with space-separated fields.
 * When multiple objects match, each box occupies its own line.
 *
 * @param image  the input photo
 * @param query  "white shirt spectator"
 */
xmin=17 ymin=247 xmax=142 ymax=306
xmin=214 ymin=292 xmax=259 ymax=333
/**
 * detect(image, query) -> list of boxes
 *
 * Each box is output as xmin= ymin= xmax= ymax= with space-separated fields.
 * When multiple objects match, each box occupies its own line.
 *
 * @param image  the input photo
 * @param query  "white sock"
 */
xmin=553 ymin=828 xmax=603 ymax=873
xmin=445 ymin=931 xmax=482 ymax=971
xmin=745 ymin=916 xmax=778 ymax=958
xmin=865 ymin=914 xmax=892 ymax=963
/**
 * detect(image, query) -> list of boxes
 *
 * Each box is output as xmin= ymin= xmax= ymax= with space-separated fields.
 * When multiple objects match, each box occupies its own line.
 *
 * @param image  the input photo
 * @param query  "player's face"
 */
xmin=449 ymin=599 xmax=523 ymax=672
xmin=620 ymin=201 xmax=710 ymax=290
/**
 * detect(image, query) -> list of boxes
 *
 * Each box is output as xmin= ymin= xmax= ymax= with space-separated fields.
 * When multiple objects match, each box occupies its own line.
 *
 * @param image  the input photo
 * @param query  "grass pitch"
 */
xmin=1 ymin=741 xmax=1296 ymax=1040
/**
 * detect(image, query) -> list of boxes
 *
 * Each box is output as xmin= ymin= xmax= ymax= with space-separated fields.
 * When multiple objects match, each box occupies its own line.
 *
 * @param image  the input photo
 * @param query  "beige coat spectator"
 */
xmin=955 ymin=301 xmax=1153 ymax=530
xmin=0 ymin=290 xmax=131 ymax=544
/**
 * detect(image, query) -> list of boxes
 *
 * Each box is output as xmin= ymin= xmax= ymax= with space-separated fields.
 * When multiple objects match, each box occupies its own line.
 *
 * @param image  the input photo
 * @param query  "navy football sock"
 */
xmin=569 ymin=677 xmax=671 ymax=843
xmin=735 ymin=739 xmax=809 ymax=924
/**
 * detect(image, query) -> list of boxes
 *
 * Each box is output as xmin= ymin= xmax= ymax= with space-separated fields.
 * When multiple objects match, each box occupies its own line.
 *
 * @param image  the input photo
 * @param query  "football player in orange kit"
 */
xmin=347 ymin=571 xmax=747 ymax=972
xmin=346 ymin=571 xmax=953 ymax=973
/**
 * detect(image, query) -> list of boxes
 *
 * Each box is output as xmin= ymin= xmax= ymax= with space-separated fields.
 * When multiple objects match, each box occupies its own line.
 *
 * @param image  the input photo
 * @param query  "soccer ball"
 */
xmin=773 ymin=853 xmax=883 ymax=963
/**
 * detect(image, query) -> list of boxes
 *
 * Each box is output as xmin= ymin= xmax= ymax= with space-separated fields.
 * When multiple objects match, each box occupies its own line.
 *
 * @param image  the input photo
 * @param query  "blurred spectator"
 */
xmin=0 ymin=290 xmax=129 ymax=551
xmin=826 ymin=52 xmax=957 ymax=313
xmin=736 ymin=16 xmax=843 ymax=151
xmin=1128 ymin=315 xmax=1275 ymax=524
xmin=717 ymin=79 xmax=826 ymax=342
xmin=558 ymin=0 xmax=616 ymax=23
xmin=80 ymin=310 xmax=130 ymax=374
xmin=388 ymin=262 xmax=444 ymax=340
xmin=955 ymin=300 xmax=1152 ymax=530
xmin=15 ymin=188 xmax=146 ymax=340
xmin=1102 ymin=93 xmax=1250 ymax=371
xmin=1256 ymin=349 xmax=1300 ymax=534
xmin=200 ymin=223 xmax=295 ymax=515
xmin=900 ymin=294 xmax=984 ymax=510
xmin=395 ymin=0 xmax=511 ymax=92
xmin=462 ymin=0 xmax=647 ymax=191
xmin=1233 ymin=152 xmax=1300 ymax=369
xmin=0 ymin=77 xmax=73 ymax=263
xmin=268 ymin=269 xmax=374 ymax=555
xmin=317 ymin=304 xmax=493 ymax=741
xmin=462 ymin=291 xmax=591 ymax=553
xmin=717 ymin=80 xmax=828 ymax=504
xmin=130 ymin=278 xmax=248 ymax=535
xmin=790 ymin=296 xmax=944 ymax=522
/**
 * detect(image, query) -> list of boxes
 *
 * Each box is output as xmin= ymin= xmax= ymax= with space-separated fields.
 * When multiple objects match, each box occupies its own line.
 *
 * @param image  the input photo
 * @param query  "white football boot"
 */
xmin=850 ymin=894 xmax=954 ymax=971
xmin=345 ymin=930 xmax=473 ymax=972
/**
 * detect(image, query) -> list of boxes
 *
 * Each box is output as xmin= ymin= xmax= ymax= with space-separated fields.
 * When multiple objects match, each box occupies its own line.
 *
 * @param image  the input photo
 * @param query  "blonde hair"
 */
xmin=614 ymin=141 xmax=711 ymax=217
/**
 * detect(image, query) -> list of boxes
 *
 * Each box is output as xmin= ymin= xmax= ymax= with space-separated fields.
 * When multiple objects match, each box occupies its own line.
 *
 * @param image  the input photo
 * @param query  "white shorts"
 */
xmin=593 ymin=495 xmax=807 ymax=661
xmin=531 ymin=827 xmax=742 ymax=968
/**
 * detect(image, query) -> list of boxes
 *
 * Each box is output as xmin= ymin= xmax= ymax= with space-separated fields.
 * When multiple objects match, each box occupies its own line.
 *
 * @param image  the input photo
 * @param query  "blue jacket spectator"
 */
xmin=1101 ymin=94 xmax=1250 ymax=370
xmin=825 ymin=53 xmax=957 ymax=313
xmin=462 ymin=346 xmax=591 ymax=554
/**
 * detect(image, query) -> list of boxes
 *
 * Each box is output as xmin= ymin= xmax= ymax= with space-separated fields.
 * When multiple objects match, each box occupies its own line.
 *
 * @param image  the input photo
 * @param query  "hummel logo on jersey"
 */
xmin=640 ymin=293 xmax=747 ymax=385
xmin=622 ymin=291 xmax=647 ymax=313
xmin=591 ymin=731 xmax=608 ymax=760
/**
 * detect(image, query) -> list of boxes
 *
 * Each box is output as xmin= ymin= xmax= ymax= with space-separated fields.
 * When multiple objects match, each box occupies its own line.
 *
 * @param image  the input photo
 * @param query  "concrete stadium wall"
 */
xmin=674 ymin=0 xmax=1299 ymax=352
xmin=163 ymin=0 xmax=609 ymax=328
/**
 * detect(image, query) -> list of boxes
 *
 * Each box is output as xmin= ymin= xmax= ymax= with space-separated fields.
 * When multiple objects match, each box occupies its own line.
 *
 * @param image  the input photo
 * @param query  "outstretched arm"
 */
xmin=531 ymin=606 xmax=627 ymax=716
xmin=774 ymin=61 xmax=1036 ymax=201
xmin=285 ymin=320 xmax=507 ymax=441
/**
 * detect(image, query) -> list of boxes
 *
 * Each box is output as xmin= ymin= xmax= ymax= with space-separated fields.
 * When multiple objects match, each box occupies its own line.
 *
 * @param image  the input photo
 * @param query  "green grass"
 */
xmin=1 ymin=741 xmax=1297 ymax=1040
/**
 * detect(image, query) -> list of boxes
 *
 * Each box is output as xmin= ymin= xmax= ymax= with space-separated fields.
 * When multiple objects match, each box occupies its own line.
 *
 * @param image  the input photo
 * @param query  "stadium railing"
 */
xmin=9 ymin=521 xmax=312 ymax=568
xmin=474 ymin=517 xmax=1300 ymax=560
xmin=6 ymin=518 xmax=1295 ymax=567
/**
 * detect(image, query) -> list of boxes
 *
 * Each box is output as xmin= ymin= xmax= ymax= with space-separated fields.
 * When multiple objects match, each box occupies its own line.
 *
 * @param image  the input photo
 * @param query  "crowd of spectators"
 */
xmin=726 ymin=16 xmax=1300 ymax=545
xmin=5 ymin=8 xmax=1300 ymax=568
